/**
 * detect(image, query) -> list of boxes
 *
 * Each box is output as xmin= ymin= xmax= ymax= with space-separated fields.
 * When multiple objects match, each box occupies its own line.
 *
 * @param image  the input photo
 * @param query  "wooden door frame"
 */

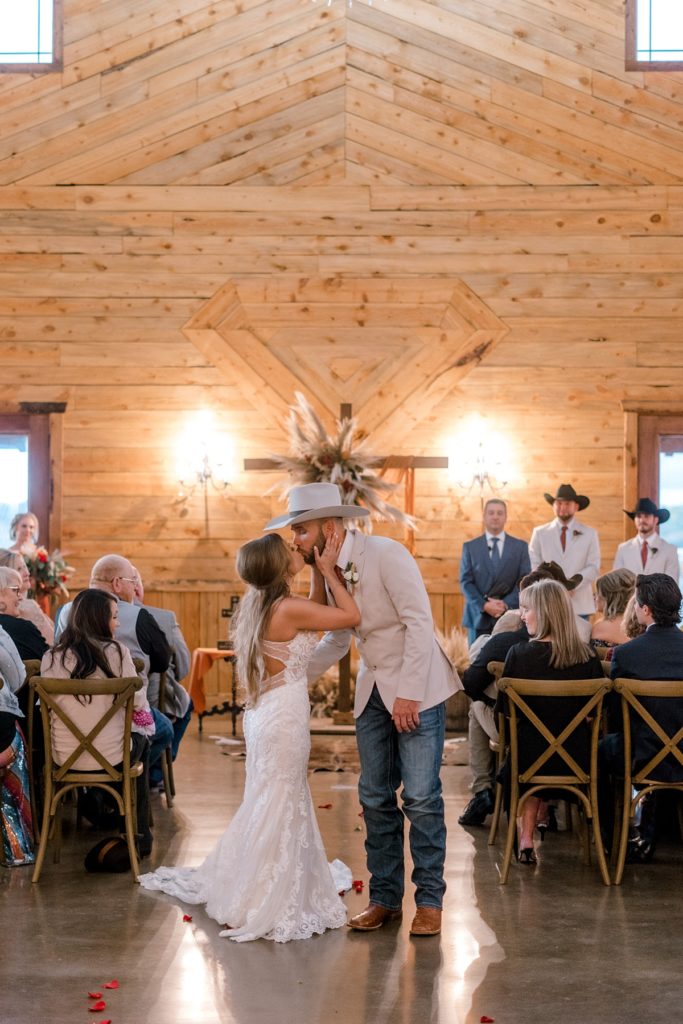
xmin=623 ymin=403 xmax=683 ymax=542
xmin=0 ymin=403 xmax=65 ymax=551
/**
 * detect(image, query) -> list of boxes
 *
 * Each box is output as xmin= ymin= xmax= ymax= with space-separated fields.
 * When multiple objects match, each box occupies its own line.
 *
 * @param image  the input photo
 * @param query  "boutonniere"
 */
xmin=572 ymin=529 xmax=583 ymax=537
xmin=343 ymin=561 xmax=359 ymax=585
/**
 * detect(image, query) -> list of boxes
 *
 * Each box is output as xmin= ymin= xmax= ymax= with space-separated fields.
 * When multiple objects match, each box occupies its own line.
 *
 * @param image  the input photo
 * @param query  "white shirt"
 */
xmin=485 ymin=531 xmax=506 ymax=559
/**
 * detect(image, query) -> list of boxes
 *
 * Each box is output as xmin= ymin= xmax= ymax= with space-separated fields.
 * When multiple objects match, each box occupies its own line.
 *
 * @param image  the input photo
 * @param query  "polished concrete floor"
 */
xmin=3 ymin=723 xmax=683 ymax=1024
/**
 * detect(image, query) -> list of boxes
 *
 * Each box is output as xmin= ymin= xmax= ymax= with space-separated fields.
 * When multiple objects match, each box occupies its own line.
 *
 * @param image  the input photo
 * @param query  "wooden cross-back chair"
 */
xmin=30 ymin=675 xmax=143 ymax=883
xmin=497 ymin=676 xmax=613 ymax=886
xmin=612 ymin=677 xmax=683 ymax=885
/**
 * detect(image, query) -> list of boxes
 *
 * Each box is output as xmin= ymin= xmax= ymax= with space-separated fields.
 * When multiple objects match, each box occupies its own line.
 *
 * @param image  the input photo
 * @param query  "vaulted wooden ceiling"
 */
xmin=2 ymin=0 xmax=683 ymax=187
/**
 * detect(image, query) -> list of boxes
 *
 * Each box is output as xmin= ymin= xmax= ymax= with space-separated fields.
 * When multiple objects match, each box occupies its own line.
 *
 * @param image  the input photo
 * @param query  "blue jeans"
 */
xmin=356 ymin=685 xmax=447 ymax=910
xmin=149 ymin=708 xmax=174 ymax=771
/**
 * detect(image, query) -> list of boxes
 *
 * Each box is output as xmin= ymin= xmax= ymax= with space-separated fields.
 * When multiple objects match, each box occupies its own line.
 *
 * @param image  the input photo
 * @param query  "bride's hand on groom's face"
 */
xmin=314 ymin=532 xmax=342 ymax=578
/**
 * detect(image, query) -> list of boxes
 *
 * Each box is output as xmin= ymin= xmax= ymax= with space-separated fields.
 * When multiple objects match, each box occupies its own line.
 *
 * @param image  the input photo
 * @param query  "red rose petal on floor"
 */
xmin=104 ymin=981 xmax=119 ymax=990
xmin=183 ymin=914 xmax=193 ymax=922
xmin=97 ymin=1020 xmax=112 ymax=1024
xmin=88 ymin=992 xmax=102 ymax=999
xmin=358 ymin=810 xmax=364 ymax=817
xmin=88 ymin=1000 xmax=106 ymax=1012
xmin=317 ymin=803 xmax=333 ymax=809
xmin=352 ymin=880 xmax=364 ymax=892
xmin=480 ymin=1016 xmax=495 ymax=1022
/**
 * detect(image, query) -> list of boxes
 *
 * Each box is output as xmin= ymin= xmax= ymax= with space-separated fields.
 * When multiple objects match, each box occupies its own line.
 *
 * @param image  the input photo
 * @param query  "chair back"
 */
xmin=23 ymin=659 xmax=42 ymax=684
xmin=30 ymin=676 xmax=142 ymax=782
xmin=498 ymin=676 xmax=613 ymax=786
xmin=613 ymin=677 xmax=683 ymax=785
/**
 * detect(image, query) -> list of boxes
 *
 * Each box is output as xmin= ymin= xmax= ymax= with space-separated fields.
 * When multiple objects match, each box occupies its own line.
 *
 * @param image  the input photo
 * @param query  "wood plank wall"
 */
xmin=2 ymin=0 xmax=683 ymax=702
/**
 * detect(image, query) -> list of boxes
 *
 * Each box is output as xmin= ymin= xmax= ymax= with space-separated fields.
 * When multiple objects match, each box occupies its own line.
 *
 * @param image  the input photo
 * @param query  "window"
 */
xmin=0 ymin=0 xmax=62 ymax=73
xmin=0 ymin=434 xmax=29 ymax=547
xmin=626 ymin=0 xmax=683 ymax=70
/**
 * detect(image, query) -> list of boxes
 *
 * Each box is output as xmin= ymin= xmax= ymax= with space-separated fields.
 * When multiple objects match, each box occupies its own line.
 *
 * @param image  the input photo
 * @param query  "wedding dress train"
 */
xmin=139 ymin=632 xmax=348 ymax=942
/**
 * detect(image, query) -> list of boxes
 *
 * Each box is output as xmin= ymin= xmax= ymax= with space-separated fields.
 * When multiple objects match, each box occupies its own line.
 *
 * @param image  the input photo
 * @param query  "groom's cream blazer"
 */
xmin=306 ymin=531 xmax=461 ymax=717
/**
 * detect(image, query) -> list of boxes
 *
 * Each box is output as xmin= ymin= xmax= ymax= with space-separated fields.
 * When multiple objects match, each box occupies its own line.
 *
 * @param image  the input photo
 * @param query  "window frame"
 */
xmin=625 ymin=0 xmax=683 ymax=71
xmin=0 ymin=0 xmax=63 ymax=75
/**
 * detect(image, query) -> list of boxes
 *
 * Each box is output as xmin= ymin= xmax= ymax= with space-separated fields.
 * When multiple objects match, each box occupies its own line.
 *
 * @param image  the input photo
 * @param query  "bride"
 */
xmin=139 ymin=530 xmax=360 ymax=942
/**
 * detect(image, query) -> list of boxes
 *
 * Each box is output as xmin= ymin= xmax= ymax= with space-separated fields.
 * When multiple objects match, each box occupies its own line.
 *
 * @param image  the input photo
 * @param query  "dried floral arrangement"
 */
xmin=270 ymin=392 xmax=415 ymax=528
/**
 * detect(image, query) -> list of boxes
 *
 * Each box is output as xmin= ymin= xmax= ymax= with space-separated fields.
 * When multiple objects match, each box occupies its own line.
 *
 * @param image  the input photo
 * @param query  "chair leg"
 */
xmin=500 ymin=790 xmax=521 ymax=884
xmin=123 ymin=778 xmax=140 ymax=881
xmin=488 ymin=780 xmax=503 ymax=845
xmin=589 ymin=781 xmax=611 ymax=887
xmin=161 ymin=746 xmax=174 ymax=809
xmin=52 ymin=799 xmax=63 ymax=864
xmin=31 ymin=779 xmax=54 ymax=883
xmin=613 ymin=776 xmax=633 ymax=886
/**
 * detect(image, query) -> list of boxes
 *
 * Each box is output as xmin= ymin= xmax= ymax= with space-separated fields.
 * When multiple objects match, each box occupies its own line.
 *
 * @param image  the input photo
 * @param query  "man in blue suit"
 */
xmin=460 ymin=499 xmax=531 ymax=644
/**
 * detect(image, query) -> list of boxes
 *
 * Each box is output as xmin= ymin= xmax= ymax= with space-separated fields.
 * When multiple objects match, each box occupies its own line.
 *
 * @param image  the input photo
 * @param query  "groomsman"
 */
xmin=459 ymin=499 xmax=530 ymax=644
xmin=529 ymin=483 xmax=600 ymax=617
xmin=613 ymin=498 xmax=680 ymax=581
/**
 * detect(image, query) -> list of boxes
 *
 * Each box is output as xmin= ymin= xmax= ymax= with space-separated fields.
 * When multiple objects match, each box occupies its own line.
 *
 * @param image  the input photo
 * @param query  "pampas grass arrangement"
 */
xmin=270 ymin=392 xmax=416 ymax=528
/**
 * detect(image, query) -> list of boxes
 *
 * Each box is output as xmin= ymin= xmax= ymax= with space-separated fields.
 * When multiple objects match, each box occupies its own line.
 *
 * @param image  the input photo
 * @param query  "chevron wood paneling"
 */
xmin=1 ymin=0 xmax=683 ymax=185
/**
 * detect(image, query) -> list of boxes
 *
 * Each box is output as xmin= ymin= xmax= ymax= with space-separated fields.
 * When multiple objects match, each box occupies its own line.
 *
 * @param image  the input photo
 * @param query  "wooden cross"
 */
xmin=244 ymin=403 xmax=448 ymax=722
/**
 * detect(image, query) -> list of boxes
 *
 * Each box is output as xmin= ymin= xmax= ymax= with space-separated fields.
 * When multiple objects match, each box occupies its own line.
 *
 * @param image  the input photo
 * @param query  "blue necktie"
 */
xmin=490 ymin=536 xmax=501 ymax=572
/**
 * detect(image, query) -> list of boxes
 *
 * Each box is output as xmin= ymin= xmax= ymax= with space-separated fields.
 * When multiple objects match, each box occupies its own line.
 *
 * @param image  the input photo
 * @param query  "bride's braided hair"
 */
xmin=232 ymin=534 xmax=291 ymax=705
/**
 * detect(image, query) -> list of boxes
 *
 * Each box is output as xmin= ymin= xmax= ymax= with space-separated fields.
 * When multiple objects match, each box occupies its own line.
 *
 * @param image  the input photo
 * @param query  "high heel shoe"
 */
xmin=518 ymin=847 xmax=537 ymax=865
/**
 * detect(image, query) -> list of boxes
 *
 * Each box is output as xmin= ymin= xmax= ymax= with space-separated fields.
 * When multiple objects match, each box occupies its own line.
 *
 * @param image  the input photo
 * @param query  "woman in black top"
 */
xmin=0 ymin=567 xmax=48 ymax=705
xmin=502 ymin=579 xmax=604 ymax=863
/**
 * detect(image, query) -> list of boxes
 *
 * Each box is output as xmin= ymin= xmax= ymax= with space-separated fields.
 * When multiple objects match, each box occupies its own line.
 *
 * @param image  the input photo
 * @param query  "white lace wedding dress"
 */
xmin=139 ymin=631 xmax=349 ymax=942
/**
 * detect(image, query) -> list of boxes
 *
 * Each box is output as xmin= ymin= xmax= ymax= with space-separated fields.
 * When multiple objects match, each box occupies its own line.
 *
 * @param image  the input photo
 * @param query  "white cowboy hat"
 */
xmin=264 ymin=483 xmax=370 ymax=530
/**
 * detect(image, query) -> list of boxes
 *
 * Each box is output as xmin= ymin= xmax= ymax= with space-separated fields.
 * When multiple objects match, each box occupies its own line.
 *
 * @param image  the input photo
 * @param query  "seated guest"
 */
xmin=0 ymin=643 xmax=35 ymax=866
xmin=459 ymin=569 xmax=550 ymax=827
xmin=459 ymin=564 xmax=594 ymax=828
xmin=132 ymin=568 xmax=192 ymax=783
xmin=56 ymin=555 xmax=174 ymax=777
xmin=41 ymin=588 xmax=155 ymax=856
xmin=500 ymin=579 xmax=604 ymax=863
xmin=602 ymin=574 xmax=683 ymax=860
xmin=7 ymin=511 xmax=39 ymax=557
xmin=0 ymin=567 xmax=48 ymax=666
xmin=0 ymin=549 xmax=54 ymax=645
xmin=621 ymin=593 xmax=647 ymax=641
xmin=591 ymin=569 xmax=635 ymax=649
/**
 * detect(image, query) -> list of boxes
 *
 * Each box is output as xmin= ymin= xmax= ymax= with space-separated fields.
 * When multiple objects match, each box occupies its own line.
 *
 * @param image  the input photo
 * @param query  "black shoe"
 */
xmin=458 ymin=789 xmax=494 ymax=826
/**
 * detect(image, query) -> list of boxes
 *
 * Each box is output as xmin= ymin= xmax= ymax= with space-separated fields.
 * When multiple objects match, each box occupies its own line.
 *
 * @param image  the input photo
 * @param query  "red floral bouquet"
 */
xmin=23 ymin=546 xmax=75 ymax=600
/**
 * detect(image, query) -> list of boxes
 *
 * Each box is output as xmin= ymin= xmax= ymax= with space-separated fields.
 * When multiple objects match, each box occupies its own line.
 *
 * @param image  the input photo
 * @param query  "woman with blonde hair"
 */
xmin=0 ymin=550 xmax=54 ymax=644
xmin=501 ymin=579 xmax=604 ymax=864
xmin=8 ymin=512 xmax=39 ymax=557
xmin=140 ymin=530 xmax=360 ymax=942
xmin=591 ymin=568 xmax=636 ymax=649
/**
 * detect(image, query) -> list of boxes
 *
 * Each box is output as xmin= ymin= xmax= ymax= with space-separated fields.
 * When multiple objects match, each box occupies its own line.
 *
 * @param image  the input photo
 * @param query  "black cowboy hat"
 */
xmin=537 ymin=561 xmax=583 ymax=592
xmin=624 ymin=497 xmax=670 ymax=524
xmin=543 ymin=483 xmax=590 ymax=511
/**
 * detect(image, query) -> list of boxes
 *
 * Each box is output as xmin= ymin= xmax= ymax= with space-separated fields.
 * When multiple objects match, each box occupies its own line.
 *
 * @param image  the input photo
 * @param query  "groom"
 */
xmin=265 ymin=483 xmax=460 ymax=936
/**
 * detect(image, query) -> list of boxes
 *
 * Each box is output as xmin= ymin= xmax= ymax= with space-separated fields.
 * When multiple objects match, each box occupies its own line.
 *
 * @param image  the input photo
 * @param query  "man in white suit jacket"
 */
xmin=265 ymin=483 xmax=460 ymax=937
xmin=529 ymin=483 xmax=600 ymax=616
xmin=613 ymin=498 xmax=680 ymax=581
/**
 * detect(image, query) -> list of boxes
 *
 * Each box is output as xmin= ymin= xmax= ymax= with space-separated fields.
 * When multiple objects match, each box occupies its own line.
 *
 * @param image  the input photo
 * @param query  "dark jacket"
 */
xmin=611 ymin=625 xmax=683 ymax=781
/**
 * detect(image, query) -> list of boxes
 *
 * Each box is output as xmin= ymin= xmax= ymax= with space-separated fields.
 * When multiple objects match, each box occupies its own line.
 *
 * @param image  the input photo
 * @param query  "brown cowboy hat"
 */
xmin=537 ymin=561 xmax=583 ymax=592
xmin=624 ymin=497 xmax=670 ymax=524
xmin=543 ymin=483 xmax=590 ymax=511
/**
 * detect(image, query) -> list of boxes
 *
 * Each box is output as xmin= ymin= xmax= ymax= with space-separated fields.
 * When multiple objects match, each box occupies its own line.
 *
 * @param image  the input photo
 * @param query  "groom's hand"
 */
xmin=392 ymin=698 xmax=420 ymax=733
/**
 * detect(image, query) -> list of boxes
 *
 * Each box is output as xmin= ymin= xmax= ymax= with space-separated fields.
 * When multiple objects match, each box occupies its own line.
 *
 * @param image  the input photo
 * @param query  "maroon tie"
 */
xmin=334 ymin=566 xmax=346 ymax=585
xmin=560 ymin=525 xmax=567 ymax=552
xmin=641 ymin=541 xmax=648 ymax=568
